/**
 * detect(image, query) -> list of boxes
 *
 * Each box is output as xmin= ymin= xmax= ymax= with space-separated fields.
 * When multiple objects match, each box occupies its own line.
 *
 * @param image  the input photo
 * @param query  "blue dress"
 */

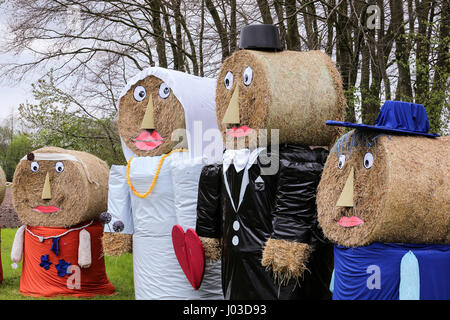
xmin=331 ymin=242 xmax=450 ymax=300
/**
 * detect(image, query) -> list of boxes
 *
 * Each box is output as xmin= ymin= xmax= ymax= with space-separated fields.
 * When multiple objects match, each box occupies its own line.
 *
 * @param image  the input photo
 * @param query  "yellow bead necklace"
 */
xmin=126 ymin=149 xmax=187 ymax=199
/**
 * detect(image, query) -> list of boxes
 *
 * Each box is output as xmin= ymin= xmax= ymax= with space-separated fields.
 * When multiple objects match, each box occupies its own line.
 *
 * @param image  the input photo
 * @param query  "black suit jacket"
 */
xmin=196 ymin=144 xmax=333 ymax=300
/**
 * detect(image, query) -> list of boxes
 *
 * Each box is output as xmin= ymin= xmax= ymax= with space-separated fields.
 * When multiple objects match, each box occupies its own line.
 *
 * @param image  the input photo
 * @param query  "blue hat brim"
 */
xmin=326 ymin=121 xmax=440 ymax=138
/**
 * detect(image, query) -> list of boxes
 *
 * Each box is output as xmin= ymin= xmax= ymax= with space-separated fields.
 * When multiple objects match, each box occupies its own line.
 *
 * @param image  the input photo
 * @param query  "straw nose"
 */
xmin=336 ymin=167 xmax=354 ymax=207
xmin=141 ymin=95 xmax=155 ymax=130
xmin=222 ymin=85 xmax=240 ymax=124
xmin=41 ymin=172 xmax=52 ymax=200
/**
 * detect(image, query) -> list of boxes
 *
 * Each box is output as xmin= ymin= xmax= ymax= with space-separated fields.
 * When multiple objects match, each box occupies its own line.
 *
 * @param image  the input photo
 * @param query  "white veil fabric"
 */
xmin=118 ymin=67 xmax=223 ymax=163
xmin=107 ymin=67 xmax=223 ymax=300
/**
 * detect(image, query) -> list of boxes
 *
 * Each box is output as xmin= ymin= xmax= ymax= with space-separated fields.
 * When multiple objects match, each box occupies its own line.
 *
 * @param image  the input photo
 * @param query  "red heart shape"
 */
xmin=171 ymin=225 xmax=205 ymax=290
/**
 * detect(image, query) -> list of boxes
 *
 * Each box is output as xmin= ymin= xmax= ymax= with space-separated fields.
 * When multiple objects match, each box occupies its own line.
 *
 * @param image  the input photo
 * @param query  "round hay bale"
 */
xmin=118 ymin=75 xmax=186 ymax=157
xmin=12 ymin=147 xmax=109 ymax=228
xmin=317 ymin=130 xmax=450 ymax=247
xmin=102 ymin=232 xmax=132 ymax=256
xmin=0 ymin=166 xmax=6 ymax=204
xmin=216 ymin=49 xmax=346 ymax=148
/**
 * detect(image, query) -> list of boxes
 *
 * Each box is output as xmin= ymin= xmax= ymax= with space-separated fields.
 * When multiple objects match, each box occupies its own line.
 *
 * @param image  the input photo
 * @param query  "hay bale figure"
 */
xmin=103 ymin=67 xmax=223 ymax=300
xmin=317 ymin=100 xmax=450 ymax=300
xmin=196 ymin=25 xmax=345 ymax=299
xmin=215 ymin=47 xmax=345 ymax=148
xmin=10 ymin=147 xmax=115 ymax=297
xmin=0 ymin=166 xmax=7 ymax=283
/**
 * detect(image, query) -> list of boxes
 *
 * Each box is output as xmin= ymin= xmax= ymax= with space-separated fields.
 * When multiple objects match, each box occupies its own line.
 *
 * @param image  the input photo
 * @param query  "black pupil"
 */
xmin=225 ymin=79 xmax=229 ymax=86
xmin=365 ymin=160 xmax=369 ymax=166
xmin=139 ymin=91 xmax=145 ymax=97
xmin=33 ymin=166 xmax=38 ymax=171
xmin=164 ymin=87 xmax=169 ymax=94
xmin=339 ymin=161 xmax=342 ymax=167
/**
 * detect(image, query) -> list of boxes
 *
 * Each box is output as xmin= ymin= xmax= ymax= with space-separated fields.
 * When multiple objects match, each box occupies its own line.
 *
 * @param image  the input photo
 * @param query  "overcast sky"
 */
xmin=0 ymin=11 xmax=35 ymax=124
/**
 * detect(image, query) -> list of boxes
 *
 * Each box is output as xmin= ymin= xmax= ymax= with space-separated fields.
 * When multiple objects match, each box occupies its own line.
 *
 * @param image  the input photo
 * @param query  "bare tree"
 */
xmin=0 ymin=0 xmax=447 ymax=140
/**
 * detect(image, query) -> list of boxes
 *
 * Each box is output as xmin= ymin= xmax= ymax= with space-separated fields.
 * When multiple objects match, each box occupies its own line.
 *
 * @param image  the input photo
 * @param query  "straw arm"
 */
xmin=262 ymin=238 xmax=312 ymax=283
xmin=199 ymin=236 xmax=222 ymax=262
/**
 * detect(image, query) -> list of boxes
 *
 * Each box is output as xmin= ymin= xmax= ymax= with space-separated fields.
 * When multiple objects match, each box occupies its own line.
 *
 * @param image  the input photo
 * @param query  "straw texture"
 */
xmin=199 ymin=236 xmax=221 ymax=262
xmin=261 ymin=238 xmax=312 ymax=284
xmin=0 ymin=166 xmax=6 ymax=204
xmin=12 ymin=147 xmax=109 ymax=227
xmin=317 ymin=131 xmax=450 ymax=246
xmin=102 ymin=232 xmax=132 ymax=256
xmin=216 ymin=49 xmax=345 ymax=148
xmin=118 ymin=76 xmax=187 ymax=157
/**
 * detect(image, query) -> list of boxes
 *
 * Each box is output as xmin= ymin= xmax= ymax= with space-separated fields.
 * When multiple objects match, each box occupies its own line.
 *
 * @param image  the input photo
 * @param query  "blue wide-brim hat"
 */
xmin=326 ymin=100 xmax=439 ymax=137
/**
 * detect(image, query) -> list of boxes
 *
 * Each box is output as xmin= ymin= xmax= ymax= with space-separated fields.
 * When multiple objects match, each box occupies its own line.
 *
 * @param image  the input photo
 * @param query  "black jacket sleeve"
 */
xmin=270 ymin=145 xmax=329 ymax=244
xmin=196 ymin=164 xmax=222 ymax=239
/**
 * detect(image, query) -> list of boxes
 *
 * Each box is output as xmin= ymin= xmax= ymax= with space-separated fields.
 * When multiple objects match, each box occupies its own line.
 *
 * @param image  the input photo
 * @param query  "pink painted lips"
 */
xmin=337 ymin=216 xmax=364 ymax=228
xmin=33 ymin=206 xmax=60 ymax=214
xmin=226 ymin=125 xmax=253 ymax=138
xmin=132 ymin=130 xmax=163 ymax=151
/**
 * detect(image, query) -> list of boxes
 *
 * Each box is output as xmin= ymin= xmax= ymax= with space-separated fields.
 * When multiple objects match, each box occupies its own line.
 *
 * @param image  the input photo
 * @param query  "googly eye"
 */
xmin=158 ymin=83 xmax=171 ymax=99
xmin=133 ymin=86 xmax=146 ymax=102
xmin=338 ymin=155 xmax=346 ymax=170
xmin=224 ymin=71 xmax=234 ymax=90
xmin=55 ymin=162 xmax=65 ymax=173
xmin=31 ymin=162 xmax=40 ymax=173
xmin=243 ymin=66 xmax=253 ymax=86
xmin=363 ymin=152 xmax=374 ymax=169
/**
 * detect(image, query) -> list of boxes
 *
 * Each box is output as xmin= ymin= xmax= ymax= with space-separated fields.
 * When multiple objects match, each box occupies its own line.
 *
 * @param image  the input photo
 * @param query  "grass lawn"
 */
xmin=0 ymin=228 xmax=135 ymax=300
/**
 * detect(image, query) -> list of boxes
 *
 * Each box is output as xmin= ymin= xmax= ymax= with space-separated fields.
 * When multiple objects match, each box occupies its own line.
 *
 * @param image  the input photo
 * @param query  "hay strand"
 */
xmin=118 ymin=76 xmax=186 ymax=157
xmin=199 ymin=236 xmax=222 ymax=262
xmin=318 ymin=131 xmax=450 ymax=246
xmin=0 ymin=166 xmax=6 ymax=204
xmin=261 ymin=238 xmax=312 ymax=285
xmin=12 ymin=147 xmax=109 ymax=227
xmin=216 ymin=49 xmax=345 ymax=148
xmin=102 ymin=232 xmax=132 ymax=256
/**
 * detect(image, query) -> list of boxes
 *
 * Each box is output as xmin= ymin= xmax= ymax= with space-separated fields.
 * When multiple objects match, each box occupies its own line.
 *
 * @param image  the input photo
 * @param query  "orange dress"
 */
xmin=20 ymin=220 xmax=115 ymax=297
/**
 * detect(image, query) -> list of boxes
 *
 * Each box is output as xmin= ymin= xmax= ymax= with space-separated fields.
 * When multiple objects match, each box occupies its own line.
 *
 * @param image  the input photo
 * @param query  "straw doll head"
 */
xmin=317 ymin=130 xmax=450 ymax=247
xmin=12 ymin=147 xmax=109 ymax=227
xmin=216 ymin=25 xmax=345 ymax=150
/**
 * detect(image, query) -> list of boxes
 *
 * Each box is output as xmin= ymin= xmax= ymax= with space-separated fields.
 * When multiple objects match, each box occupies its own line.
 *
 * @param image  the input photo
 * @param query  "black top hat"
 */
xmin=239 ymin=24 xmax=283 ymax=51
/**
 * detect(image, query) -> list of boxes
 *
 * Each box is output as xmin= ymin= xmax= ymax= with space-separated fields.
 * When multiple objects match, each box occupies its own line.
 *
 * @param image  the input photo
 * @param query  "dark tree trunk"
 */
xmin=173 ymin=0 xmax=185 ymax=72
xmin=285 ymin=0 xmax=301 ymax=50
xmin=205 ymin=0 xmax=230 ymax=61
xmin=199 ymin=0 xmax=205 ymax=77
xmin=273 ymin=0 xmax=287 ymax=49
xmin=230 ymin=0 xmax=237 ymax=53
xmin=150 ymin=0 xmax=168 ymax=68
xmin=392 ymin=0 xmax=413 ymax=101
xmin=257 ymin=0 xmax=274 ymax=24
xmin=428 ymin=0 xmax=449 ymax=132
xmin=335 ymin=0 xmax=356 ymax=122
xmin=414 ymin=0 xmax=432 ymax=103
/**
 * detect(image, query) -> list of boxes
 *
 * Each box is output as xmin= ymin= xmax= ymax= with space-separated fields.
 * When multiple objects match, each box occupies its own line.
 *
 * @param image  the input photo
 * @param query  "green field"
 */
xmin=0 ymin=228 xmax=135 ymax=300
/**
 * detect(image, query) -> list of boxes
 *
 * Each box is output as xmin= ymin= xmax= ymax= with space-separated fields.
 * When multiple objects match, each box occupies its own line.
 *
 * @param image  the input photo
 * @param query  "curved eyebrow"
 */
xmin=20 ymin=153 xmax=79 ymax=162
xmin=20 ymin=153 xmax=99 ymax=187
xmin=331 ymin=131 xmax=391 ymax=160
